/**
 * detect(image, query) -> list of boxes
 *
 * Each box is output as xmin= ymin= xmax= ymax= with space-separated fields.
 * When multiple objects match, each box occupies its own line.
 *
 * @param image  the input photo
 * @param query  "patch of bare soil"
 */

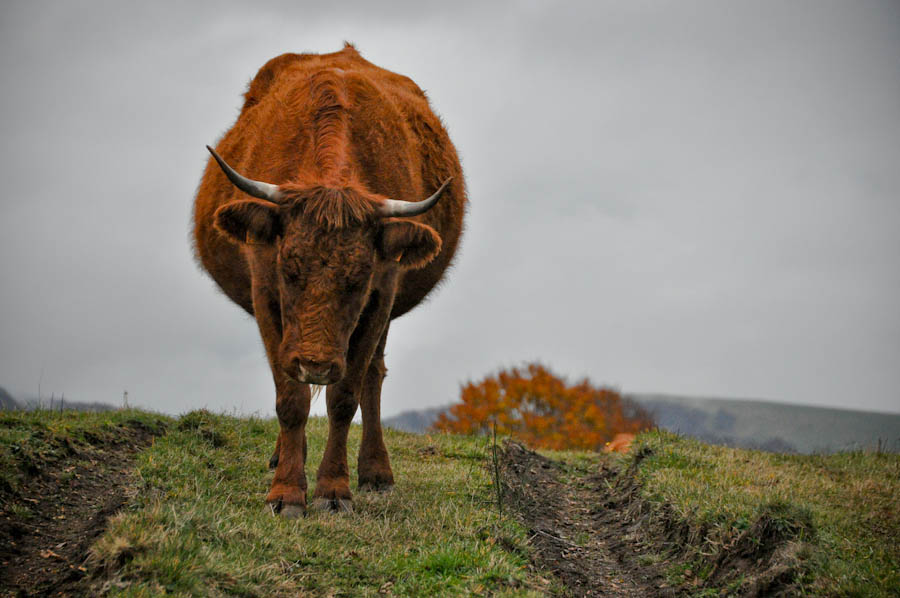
xmin=0 ymin=419 xmax=164 ymax=598
xmin=499 ymin=441 xmax=672 ymax=597
xmin=500 ymin=441 xmax=812 ymax=598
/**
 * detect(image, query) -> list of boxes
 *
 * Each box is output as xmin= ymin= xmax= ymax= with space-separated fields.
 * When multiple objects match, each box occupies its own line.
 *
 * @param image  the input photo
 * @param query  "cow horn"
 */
xmin=206 ymin=145 xmax=282 ymax=202
xmin=378 ymin=177 xmax=453 ymax=217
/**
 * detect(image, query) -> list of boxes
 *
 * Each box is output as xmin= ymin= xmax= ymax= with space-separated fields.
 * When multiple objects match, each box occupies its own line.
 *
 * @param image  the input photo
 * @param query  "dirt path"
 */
xmin=0 ymin=420 xmax=162 ymax=598
xmin=500 ymin=441 xmax=673 ymax=598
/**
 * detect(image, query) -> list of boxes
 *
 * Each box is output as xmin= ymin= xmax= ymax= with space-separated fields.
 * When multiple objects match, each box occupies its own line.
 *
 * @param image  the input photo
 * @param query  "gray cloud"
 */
xmin=1 ymin=0 xmax=898 ymax=416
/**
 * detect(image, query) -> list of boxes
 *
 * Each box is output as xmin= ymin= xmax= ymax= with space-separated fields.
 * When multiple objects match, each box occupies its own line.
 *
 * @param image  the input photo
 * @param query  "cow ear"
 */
xmin=214 ymin=200 xmax=283 ymax=244
xmin=378 ymin=219 xmax=442 ymax=269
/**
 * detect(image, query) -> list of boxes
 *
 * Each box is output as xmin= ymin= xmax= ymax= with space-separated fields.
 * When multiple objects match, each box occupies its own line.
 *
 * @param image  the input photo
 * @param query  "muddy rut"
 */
xmin=499 ymin=441 xmax=673 ymax=597
xmin=0 ymin=420 xmax=162 ymax=598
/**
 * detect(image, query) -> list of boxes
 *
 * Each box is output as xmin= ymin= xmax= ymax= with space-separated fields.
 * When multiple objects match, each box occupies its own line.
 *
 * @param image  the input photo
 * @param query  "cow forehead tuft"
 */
xmin=280 ymin=184 xmax=378 ymax=230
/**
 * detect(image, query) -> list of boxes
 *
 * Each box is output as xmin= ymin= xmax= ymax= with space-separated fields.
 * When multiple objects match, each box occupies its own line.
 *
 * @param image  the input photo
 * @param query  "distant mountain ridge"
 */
xmin=630 ymin=394 xmax=900 ymax=453
xmin=383 ymin=394 xmax=900 ymax=454
xmin=383 ymin=406 xmax=449 ymax=434
xmin=0 ymin=386 xmax=19 ymax=410
xmin=0 ymin=386 xmax=116 ymax=413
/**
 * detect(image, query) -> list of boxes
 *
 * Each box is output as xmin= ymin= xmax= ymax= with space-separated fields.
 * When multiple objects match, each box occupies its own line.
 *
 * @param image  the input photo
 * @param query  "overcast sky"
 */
xmin=1 ymin=1 xmax=898 ymax=417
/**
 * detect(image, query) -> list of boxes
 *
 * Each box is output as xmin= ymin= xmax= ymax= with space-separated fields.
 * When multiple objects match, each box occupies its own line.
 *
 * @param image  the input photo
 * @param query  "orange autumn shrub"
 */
xmin=431 ymin=363 xmax=653 ymax=451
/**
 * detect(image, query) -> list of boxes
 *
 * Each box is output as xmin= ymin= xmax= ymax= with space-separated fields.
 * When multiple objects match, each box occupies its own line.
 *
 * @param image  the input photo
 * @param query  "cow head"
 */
xmin=207 ymin=146 xmax=448 ymax=385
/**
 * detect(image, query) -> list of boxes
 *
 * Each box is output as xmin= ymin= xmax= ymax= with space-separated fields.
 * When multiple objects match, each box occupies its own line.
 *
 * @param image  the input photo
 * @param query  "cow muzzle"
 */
xmin=282 ymin=353 xmax=345 ymax=385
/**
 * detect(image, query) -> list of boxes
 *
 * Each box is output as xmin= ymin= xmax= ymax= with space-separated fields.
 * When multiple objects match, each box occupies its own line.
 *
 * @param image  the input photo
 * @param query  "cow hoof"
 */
xmin=311 ymin=498 xmax=353 ymax=513
xmin=266 ymin=499 xmax=306 ymax=519
xmin=280 ymin=504 xmax=305 ymax=519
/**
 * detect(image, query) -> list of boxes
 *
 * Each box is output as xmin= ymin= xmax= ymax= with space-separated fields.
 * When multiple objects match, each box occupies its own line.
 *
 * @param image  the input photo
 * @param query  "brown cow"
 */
xmin=193 ymin=44 xmax=466 ymax=517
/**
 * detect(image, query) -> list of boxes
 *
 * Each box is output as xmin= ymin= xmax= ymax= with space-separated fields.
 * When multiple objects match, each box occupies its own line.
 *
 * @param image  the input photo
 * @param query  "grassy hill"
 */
xmin=2 ymin=409 xmax=898 ymax=596
xmin=1 ymin=409 xmax=546 ymax=597
xmin=618 ymin=430 xmax=900 ymax=596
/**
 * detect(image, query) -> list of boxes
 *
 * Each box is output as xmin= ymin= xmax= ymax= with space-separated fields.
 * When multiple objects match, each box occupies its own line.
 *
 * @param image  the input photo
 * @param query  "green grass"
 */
xmin=625 ymin=429 xmax=900 ymax=597
xmin=7 ymin=409 xmax=896 ymax=596
xmin=89 ymin=411 xmax=544 ymax=597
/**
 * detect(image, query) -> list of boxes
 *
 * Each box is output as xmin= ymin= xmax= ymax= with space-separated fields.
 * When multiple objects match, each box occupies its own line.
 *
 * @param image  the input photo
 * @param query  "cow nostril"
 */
xmin=299 ymin=359 xmax=330 ymax=375
xmin=297 ymin=358 xmax=343 ymax=382
xmin=280 ymin=354 xmax=307 ymax=381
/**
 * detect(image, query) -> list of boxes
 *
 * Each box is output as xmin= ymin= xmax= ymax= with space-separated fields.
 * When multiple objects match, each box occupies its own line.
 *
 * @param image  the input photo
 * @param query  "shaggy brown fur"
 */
xmin=193 ymin=44 xmax=466 ymax=515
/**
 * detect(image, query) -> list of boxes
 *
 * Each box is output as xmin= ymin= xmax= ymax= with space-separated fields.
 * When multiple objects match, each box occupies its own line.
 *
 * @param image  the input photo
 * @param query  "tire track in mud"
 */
xmin=499 ymin=441 xmax=671 ymax=597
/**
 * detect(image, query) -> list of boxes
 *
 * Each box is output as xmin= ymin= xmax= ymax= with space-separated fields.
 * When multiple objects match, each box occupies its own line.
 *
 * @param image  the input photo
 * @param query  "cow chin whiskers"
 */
xmin=310 ymin=384 xmax=325 ymax=402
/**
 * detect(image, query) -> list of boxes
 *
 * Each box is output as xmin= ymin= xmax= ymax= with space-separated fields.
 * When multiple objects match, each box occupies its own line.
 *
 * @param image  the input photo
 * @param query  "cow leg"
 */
xmin=312 ymin=383 xmax=358 ymax=511
xmin=268 ymin=429 xmax=307 ymax=470
xmin=266 ymin=377 xmax=310 ymax=518
xmin=250 ymin=283 xmax=311 ymax=517
xmin=312 ymin=289 xmax=394 ymax=511
xmin=358 ymin=330 xmax=393 ymax=492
